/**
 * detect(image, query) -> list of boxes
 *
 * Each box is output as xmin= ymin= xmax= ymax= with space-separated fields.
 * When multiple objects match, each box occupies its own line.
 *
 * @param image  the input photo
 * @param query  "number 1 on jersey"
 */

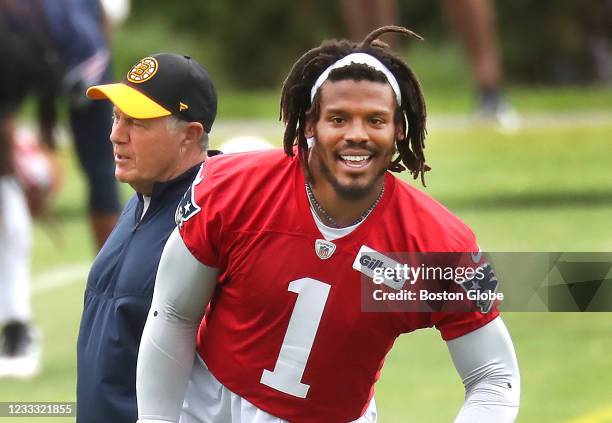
xmin=260 ymin=278 xmax=330 ymax=398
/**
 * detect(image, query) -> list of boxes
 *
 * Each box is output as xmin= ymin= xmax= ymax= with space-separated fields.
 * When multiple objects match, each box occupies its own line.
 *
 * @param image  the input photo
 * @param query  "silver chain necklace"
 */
xmin=305 ymin=182 xmax=385 ymax=228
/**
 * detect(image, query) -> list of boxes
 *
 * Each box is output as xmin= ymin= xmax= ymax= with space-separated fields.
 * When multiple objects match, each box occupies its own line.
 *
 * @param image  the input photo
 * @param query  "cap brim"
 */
xmin=86 ymin=83 xmax=171 ymax=119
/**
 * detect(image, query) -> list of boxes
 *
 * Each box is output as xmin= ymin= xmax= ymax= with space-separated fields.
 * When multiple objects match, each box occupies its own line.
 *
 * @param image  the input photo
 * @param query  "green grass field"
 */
xmin=2 ymin=43 xmax=612 ymax=420
xmin=2 ymin=109 xmax=610 ymax=422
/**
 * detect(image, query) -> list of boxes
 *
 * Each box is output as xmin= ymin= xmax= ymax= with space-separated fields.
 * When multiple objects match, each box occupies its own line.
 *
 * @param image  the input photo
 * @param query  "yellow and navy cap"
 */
xmin=87 ymin=53 xmax=217 ymax=132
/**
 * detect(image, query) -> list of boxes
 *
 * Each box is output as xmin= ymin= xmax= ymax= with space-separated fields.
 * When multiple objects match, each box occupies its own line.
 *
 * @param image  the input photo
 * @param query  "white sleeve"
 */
xmin=136 ymin=228 xmax=219 ymax=423
xmin=447 ymin=317 xmax=520 ymax=423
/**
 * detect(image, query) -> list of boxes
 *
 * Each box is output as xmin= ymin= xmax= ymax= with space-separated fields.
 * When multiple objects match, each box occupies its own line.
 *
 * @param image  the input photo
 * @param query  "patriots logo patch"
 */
xmin=459 ymin=262 xmax=499 ymax=313
xmin=176 ymin=163 xmax=206 ymax=227
xmin=175 ymin=184 xmax=201 ymax=228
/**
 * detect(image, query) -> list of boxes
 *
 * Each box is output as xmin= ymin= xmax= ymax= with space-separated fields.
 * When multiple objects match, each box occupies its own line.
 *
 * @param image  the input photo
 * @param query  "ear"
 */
xmin=304 ymin=113 xmax=316 ymax=139
xmin=395 ymin=113 xmax=406 ymax=141
xmin=183 ymin=122 xmax=204 ymax=147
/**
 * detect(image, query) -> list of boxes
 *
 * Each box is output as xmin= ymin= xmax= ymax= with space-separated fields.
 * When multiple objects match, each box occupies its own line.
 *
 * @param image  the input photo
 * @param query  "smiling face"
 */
xmin=109 ymin=108 xmax=186 ymax=194
xmin=305 ymin=79 xmax=404 ymax=200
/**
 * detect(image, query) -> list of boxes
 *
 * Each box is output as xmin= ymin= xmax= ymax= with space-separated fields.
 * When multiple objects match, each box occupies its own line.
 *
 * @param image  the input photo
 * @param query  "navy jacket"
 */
xmin=76 ymin=164 xmax=200 ymax=423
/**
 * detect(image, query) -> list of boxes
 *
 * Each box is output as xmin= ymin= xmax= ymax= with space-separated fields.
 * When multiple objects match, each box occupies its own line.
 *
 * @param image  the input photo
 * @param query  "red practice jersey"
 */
xmin=179 ymin=149 xmax=498 ymax=423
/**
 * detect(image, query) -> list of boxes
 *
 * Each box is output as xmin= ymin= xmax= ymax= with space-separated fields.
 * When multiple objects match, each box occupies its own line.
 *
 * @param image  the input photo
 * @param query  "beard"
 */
xmin=314 ymin=147 xmax=392 ymax=201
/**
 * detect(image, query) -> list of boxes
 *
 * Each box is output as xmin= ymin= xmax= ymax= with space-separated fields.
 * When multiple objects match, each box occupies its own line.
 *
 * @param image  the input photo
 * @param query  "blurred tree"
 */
xmin=129 ymin=0 xmax=611 ymax=87
xmin=131 ymin=0 xmax=343 ymax=88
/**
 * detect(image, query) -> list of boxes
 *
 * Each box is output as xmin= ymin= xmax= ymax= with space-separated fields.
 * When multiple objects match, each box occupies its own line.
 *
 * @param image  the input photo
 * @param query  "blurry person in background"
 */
xmin=0 ymin=0 xmax=122 ymax=378
xmin=0 ymin=0 xmax=122 ymax=249
xmin=339 ymin=0 xmax=520 ymax=129
xmin=0 ymin=123 xmax=46 ymax=379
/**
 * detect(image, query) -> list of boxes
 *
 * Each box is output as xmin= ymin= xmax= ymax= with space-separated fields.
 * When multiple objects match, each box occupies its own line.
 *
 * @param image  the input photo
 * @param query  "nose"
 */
xmin=344 ymin=119 xmax=368 ymax=143
xmin=110 ymin=118 xmax=128 ymax=145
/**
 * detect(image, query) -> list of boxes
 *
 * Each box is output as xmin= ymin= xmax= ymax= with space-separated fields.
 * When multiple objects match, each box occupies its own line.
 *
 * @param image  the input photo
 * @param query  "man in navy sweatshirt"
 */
xmin=76 ymin=52 xmax=218 ymax=423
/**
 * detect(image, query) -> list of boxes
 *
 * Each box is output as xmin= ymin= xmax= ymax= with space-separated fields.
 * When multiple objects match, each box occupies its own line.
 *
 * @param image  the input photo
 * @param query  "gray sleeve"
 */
xmin=136 ymin=228 xmax=219 ymax=423
xmin=447 ymin=317 xmax=521 ymax=423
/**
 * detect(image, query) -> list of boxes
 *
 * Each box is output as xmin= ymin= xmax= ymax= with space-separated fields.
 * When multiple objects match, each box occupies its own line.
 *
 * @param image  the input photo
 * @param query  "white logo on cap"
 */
xmin=127 ymin=57 xmax=159 ymax=83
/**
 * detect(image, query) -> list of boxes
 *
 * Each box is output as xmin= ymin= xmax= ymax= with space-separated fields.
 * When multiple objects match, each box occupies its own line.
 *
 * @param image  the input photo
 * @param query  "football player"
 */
xmin=136 ymin=26 xmax=520 ymax=423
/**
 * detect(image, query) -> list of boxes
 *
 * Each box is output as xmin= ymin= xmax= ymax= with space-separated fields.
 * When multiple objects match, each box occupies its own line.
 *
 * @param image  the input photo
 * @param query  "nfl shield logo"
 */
xmin=315 ymin=239 xmax=336 ymax=260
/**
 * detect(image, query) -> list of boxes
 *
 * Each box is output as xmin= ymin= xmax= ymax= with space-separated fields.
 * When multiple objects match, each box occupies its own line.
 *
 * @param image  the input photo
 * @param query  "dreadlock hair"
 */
xmin=280 ymin=26 xmax=430 ymax=185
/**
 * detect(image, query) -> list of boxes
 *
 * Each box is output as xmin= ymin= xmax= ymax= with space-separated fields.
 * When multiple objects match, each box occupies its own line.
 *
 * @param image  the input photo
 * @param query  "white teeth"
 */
xmin=341 ymin=155 xmax=370 ymax=162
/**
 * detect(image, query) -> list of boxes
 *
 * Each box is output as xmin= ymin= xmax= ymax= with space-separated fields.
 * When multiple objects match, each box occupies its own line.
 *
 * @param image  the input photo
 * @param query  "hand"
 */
xmin=12 ymin=127 xmax=61 ymax=218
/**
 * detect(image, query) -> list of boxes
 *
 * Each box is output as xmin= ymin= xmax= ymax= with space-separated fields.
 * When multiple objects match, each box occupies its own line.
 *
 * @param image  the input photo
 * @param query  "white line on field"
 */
xmin=209 ymin=112 xmax=612 ymax=144
xmin=31 ymin=263 xmax=90 ymax=294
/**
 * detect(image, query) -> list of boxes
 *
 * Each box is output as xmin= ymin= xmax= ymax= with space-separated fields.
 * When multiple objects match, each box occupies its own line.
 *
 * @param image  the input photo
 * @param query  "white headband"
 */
xmin=309 ymin=52 xmax=402 ymax=105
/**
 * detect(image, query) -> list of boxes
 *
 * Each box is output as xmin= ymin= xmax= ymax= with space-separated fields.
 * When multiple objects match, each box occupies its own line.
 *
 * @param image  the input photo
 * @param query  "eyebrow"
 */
xmin=112 ymin=108 xmax=148 ymax=125
xmin=323 ymin=108 xmax=347 ymax=115
xmin=323 ymin=107 xmax=393 ymax=116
